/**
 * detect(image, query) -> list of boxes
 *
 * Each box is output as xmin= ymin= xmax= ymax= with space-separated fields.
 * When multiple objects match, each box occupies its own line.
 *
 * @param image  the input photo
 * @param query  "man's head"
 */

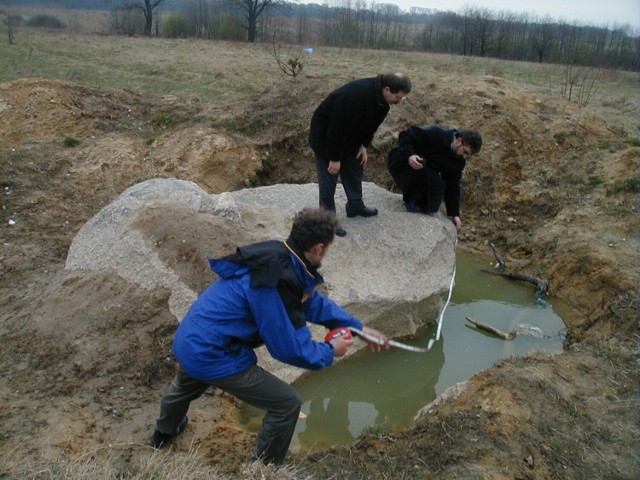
xmin=381 ymin=72 xmax=412 ymax=105
xmin=289 ymin=208 xmax=338 ymax=267
xmin=452 ymin=130 xmax=482 ymax=159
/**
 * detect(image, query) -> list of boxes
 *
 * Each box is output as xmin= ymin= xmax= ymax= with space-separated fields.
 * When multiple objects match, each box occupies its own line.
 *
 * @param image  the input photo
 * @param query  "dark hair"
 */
xmin=459 ymin=130 xmax=482 ymax=153
xmin=380 ymin=72 xmax=412 ymax=94
xmin=289 ymin=208 xmax=338 ymax=251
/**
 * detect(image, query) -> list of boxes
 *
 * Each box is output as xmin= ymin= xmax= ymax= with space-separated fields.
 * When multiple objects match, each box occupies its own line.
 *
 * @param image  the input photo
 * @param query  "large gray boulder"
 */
xmin=66 ymin=178 xmax=457 ymax=382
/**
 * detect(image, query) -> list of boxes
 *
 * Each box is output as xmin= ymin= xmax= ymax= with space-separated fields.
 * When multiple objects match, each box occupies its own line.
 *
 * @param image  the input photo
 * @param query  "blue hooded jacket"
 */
xmin=173 ymin=240 xmax=364 ymax=381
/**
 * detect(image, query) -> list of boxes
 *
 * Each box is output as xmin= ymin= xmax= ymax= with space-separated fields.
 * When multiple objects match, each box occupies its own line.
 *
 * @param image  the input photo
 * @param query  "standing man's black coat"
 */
xmin=308 ymin=72 xmax=411 ymax=235
xmin=309 ymin=76 xmax=390 ymax=164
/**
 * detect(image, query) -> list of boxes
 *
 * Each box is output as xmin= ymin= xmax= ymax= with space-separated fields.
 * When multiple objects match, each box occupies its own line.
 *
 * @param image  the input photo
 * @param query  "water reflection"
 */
xmin=290 ymin=333 xmax=444 ymax=452
xmin=298 ymin=399 xmax=355 ymax=449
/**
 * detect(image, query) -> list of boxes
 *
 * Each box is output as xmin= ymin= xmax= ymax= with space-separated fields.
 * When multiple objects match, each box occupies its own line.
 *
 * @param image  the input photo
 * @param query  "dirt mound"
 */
xmin=1 ymin=76 xmax=637 ymax=479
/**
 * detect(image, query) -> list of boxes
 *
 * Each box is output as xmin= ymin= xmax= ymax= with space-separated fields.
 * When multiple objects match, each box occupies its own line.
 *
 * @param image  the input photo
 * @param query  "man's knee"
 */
xmin=288 ymin=390 xmax=302 ymax=411
xmin=279 ymin=390 xmax=302 ymax=418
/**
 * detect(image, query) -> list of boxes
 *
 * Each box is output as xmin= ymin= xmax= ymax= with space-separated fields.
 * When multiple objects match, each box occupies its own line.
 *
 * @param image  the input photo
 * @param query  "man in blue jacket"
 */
xmin=151 ymin=208 xmax=389 ymax=465
xmin=309 ymin=72 xmax=412 ymax=237
xmin=387 ymin=125 xmax=482 ymax=231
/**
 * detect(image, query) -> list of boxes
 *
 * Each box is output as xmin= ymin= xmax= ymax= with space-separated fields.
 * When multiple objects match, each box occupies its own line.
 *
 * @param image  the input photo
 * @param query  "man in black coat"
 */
xmin=309 ymin=72 xmax=412 ymax=237
xmin=387 ymin=125 xmax=482 ymax=231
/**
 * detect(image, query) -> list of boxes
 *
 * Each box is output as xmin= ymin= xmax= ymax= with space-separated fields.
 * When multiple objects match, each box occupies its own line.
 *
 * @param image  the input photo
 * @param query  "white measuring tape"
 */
xmin=428 ymin=237 xmax=458 ymax=350
xmin=347 ymin=327 xmax=428 ymax=353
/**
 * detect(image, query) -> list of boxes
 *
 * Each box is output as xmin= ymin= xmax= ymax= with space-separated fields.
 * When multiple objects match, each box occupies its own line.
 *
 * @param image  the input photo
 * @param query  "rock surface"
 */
xmin=65 ymin=178 xmax=457 ymax=382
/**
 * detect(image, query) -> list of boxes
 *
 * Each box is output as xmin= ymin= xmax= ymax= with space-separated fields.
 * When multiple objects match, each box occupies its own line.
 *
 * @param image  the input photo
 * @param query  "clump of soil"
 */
xmin=1 ymin=72 xmax=637 ymax=479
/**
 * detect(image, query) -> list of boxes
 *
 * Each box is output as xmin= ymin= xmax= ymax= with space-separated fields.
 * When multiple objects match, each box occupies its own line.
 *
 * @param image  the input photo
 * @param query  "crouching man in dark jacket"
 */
xmin=151 ymin=208 xmax=389 ymax=465
xmin=387 ymin=125 xmax=482 ymax=231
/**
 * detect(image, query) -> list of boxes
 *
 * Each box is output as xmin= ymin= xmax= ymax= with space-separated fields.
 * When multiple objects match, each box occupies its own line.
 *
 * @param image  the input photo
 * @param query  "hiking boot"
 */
xmin=151 ymin=416 xmax=188 ymax=449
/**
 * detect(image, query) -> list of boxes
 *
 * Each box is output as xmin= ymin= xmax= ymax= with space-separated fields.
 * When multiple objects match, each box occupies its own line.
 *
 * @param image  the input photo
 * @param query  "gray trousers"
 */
xmin=156 ymin=363 xmax=302 ymax=465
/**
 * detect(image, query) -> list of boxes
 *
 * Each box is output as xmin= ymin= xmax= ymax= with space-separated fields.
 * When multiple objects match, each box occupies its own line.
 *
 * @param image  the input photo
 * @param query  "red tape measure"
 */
xmin=324 ymin=327 xmax=352 ymax=342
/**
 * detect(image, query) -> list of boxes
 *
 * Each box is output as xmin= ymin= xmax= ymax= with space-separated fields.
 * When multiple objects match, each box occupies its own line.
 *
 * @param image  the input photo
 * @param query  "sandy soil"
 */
xmin=1 ymin=71 xmax=637 ymax=479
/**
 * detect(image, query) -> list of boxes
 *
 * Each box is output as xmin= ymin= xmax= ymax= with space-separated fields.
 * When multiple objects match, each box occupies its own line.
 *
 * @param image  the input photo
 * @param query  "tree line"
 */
xmin=5 ymin=0 xmax=639 ymax=71
xmin=266 ymin=2 xmax=638 ymax=71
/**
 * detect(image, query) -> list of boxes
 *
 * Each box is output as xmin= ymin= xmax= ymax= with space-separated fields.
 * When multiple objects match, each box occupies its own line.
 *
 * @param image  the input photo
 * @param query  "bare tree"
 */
xmin=379 ymin=3 xmax=401 ymax=48
xmin=354 ymin=0 xmax=367 ymax=48
xmin=230 ymin=0 xmax=287 ymax=42
xmin=186 ymin=0 xmax=214 ymax=38
xmin=530 ymin=17 xmax=557 ymax=63
xmin=365 ymin=3 xmax=380 ymax=48
xmin=492 ymin=12 xmax=514 ymax=58
xmin=296 ymin=4 xmax=308 ymax=44
xmin=113 ymin=0 xmax=167 ymax=36
xmin=3 ymin=7 xmax=15 ymax=45
xmin=271 ymin=34 xmax=303 ymax=77
xmin=459 ymin=7 xmax=495 ymax=57
xmin=336 ymin=0 xmax=356 ymax=47
xmin=459 ymin=8 xmax=474 ymax=55
xmin=562 ymin=62 xmax=600 ymax=106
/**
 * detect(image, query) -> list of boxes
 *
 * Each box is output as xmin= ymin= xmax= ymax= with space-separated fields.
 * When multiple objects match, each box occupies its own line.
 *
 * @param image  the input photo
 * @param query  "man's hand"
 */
xmin=360 ymin=326 xmax=390 ymax=353
xmin=357 ymin=145 xmax=368 ymax=166
xmin=329 ymin=334 xmax=354 ymax=357
xmin=451 ymin=216 xmax=462 ymax=231
xmin=408 ymin=154 xmax=424 ymax=170
xmin=327 ymin=160 xmax=341 ymax=175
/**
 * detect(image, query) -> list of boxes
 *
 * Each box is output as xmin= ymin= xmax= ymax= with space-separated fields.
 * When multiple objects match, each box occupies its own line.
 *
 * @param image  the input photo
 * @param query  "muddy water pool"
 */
xmin=238 ymin=251 xmax=579 ymax=453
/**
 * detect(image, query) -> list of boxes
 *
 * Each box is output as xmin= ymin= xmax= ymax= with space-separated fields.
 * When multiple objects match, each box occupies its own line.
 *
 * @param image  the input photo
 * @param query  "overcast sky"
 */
xmin=390 ymin=0 xmax=640 ymax=27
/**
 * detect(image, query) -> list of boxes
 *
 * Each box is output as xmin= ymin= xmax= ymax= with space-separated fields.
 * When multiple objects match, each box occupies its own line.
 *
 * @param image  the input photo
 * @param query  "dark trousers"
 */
xmin=402 ymin=168 xmax=444 ymax=214
xmin=156 ymin=363 xmax=302 ymax=465
xmin=315 ymin=154 xmax=365 ymax=212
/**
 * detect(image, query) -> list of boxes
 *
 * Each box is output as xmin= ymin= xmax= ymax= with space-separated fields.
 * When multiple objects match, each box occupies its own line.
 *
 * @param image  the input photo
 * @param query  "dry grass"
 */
xmin=3 ymin=443 xmax=314 ymax=480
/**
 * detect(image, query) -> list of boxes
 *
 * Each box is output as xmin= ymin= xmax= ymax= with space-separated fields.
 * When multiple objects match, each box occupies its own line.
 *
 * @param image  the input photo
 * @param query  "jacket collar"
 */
xmin=284 ymin=238 xmax=320 ymax=280
xmin=374 ymin=74 xmax=387 ymax=107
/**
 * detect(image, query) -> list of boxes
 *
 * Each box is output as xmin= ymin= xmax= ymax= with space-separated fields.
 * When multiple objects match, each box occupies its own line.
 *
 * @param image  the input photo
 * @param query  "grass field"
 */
xmin=1 ymin=26 xmax=637 ymax=135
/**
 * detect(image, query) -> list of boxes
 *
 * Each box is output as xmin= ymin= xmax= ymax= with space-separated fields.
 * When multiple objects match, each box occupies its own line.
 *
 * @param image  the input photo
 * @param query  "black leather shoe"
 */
xmin=346 ymin=206 xmax=378 ymax=218
xmin=335 ymin=227 xmax=347 ymax=237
